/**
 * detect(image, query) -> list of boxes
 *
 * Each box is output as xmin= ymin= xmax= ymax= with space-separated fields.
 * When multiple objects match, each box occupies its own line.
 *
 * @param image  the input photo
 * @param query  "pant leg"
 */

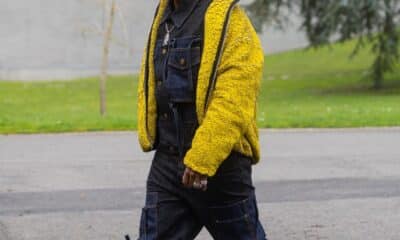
xmin=137 ymin=150 xmax=203 ymax=240
xmin=206 ymin=192 xmax=267 ymax=240
xmin=203 ymin=151 xmax=268 ymax=240
xmin=137 ymin=190 xmax=202 ymax=240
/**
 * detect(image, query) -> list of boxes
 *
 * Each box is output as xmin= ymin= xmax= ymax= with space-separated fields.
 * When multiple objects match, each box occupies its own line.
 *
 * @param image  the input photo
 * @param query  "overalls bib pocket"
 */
xmin=165 ymin=37 xmax=201 ymax=103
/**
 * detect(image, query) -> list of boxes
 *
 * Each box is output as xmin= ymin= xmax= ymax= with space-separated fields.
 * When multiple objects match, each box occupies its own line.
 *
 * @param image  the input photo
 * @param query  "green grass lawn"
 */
xmin=260 ymin=40 xmax=400 ymax=128
xmin=1 ymin=39 xmax=400 ymax=134
xmin=0 ymin=76 xmax=138 ymax=133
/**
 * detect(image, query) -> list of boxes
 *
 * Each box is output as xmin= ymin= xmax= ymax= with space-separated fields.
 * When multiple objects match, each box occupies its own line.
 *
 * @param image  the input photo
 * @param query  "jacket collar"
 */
xmin=160 ymin=0 xmax=200 ymax=28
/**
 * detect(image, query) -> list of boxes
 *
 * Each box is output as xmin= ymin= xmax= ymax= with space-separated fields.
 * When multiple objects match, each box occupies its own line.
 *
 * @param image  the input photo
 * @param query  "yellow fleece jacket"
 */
xmin=137 ymin=0 xmax=264 ymax=176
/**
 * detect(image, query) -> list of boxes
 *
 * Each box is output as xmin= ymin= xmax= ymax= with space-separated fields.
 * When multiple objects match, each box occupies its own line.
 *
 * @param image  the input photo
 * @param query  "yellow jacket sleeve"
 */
xmin=137 ymin=44 xmax=152 ymax=151
xmin=183 ymin=6 xmax=264 ymax=176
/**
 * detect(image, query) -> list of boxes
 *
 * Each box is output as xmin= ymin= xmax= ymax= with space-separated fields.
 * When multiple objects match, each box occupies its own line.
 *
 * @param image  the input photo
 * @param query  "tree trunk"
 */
xmin=99 ymin=0 xmax=116 ymax=116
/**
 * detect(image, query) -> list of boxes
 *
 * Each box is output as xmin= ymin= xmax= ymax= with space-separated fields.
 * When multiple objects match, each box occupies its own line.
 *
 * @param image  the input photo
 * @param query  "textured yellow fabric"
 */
xmin=137 ymin=0 xmax=264 ymax=176
xmin=137 ymin=0 xmax=169 ymax=151
xmin=183 ymin=5 xmax=264 ymax=176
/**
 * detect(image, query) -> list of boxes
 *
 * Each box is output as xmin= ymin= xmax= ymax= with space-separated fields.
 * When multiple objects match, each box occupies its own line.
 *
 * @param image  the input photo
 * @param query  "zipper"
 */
xmin=204 ymin=0 xmax=239 ymax=112
xmin=143 ymin=5 xmax=161 ymax=150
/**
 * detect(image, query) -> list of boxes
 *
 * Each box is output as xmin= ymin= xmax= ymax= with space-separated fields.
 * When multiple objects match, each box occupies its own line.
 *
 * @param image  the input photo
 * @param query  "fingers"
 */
xmin=188 ymin=169 xmax=196 ymax=187
xmin=193 ymin=174 xmax=201 ymax=189
xmin=182 ymin=168 xmax=196 ymax=188
xmin=200 ymin=175 xmax=208 ymax=191
xmin=182 ymin=168 xmax=191 ymax=187
xmin=182 ymin=167 xmax=208 ymax=191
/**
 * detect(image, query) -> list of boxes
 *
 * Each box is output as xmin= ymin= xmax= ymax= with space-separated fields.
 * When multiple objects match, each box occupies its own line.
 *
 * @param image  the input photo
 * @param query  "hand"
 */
xmin=182 ymin=167 xmax=208 ymax=191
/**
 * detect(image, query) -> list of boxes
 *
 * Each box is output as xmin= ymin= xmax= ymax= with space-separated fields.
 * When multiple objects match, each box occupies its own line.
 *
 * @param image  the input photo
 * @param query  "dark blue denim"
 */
xmin=137 ymin=150 xmax=267 ymax=240
xmin=164 ymin=37 xmax=201 ymax=103
xmin=154 ymin=35 xmax=201 ymax=157
xmin=153 ymin=0 xmax=209 ymax=155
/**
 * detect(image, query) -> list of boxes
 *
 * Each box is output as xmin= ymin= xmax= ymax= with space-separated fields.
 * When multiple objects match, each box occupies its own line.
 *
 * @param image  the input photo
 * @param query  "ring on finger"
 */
xmin=200 ymin=179 xmax=208 ymax=186
xmin=193 ymin=181 xmax=201 ymax=189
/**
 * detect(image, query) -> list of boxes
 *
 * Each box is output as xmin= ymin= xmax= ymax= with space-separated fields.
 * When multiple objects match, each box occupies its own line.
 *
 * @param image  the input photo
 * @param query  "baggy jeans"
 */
xmin=137 ymin=149 xmax=268 ymax=240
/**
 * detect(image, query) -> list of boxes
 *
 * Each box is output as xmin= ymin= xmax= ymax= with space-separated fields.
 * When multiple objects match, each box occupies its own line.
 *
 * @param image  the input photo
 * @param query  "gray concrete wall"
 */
xmin=0 ymin=0 xmax=308 ymax=81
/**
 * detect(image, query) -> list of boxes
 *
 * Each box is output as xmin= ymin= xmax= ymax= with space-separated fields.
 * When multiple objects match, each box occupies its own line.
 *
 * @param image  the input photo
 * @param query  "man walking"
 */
xmin=136 ymin=0 xmax=267 ymax=239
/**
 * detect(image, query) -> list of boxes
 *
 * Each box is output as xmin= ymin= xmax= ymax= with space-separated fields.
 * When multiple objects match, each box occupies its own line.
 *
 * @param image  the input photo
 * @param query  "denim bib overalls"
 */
xmin=154 ymin=35 xmax=201 ymax=158
xmin=136 ymin=1 xmax=267 ymax=239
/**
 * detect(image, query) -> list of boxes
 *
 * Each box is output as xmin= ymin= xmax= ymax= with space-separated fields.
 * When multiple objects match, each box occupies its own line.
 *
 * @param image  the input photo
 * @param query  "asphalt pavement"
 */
xmin=0 ymin=129 xmax=399 ymax=240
